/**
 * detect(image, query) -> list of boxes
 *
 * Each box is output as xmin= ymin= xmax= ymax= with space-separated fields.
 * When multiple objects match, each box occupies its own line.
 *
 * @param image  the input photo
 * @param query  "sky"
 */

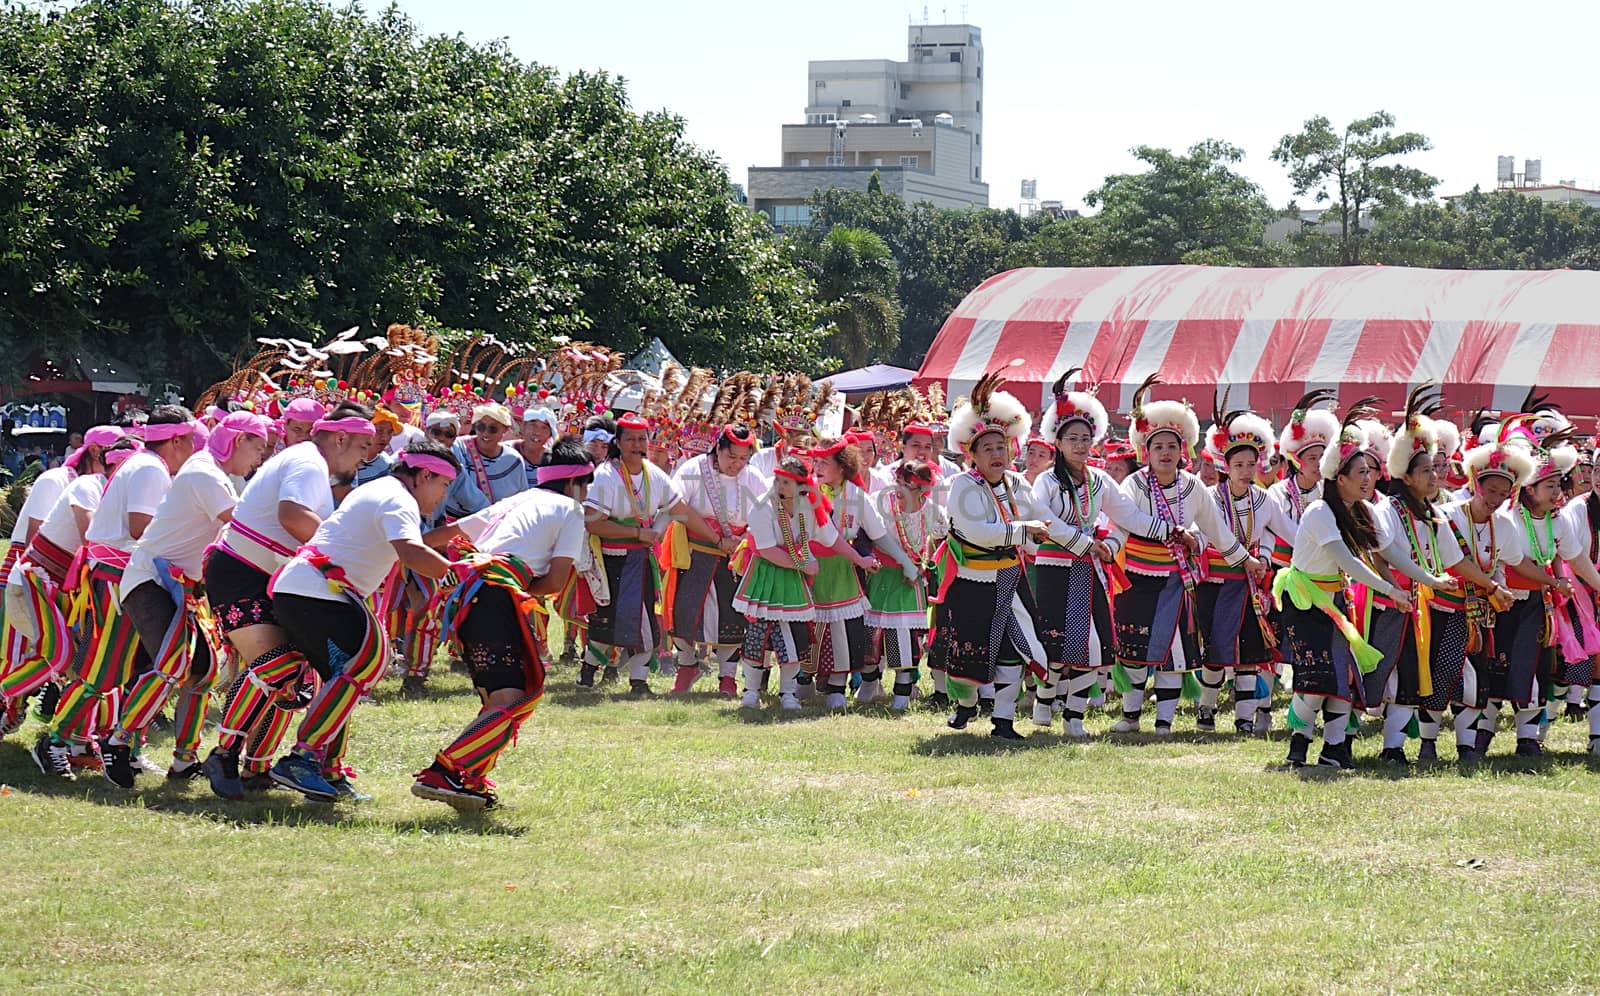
xmin=392 ymin=0 xmax=1600 ymax=213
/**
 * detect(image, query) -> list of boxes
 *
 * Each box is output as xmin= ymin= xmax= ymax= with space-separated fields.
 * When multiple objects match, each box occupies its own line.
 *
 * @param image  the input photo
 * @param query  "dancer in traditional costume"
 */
xmin=1029 ymin=372 xmax=1165 ymax=736
xmin=665 ymin=374 xmax=764 ymax=696
xmin=412 ymin=440 xmax=591 ymax=810
xmin=865 ymin=459 xmax=945 ymax=712
xmin=581 ymin=413 xmax=719 ymax=696
xmin=733 ymin=456 xmax=831 ymax=710
xmin=202 ymin=402 xmax=374 ymax=798
xmin=1195 ymin=399 xmax=1292 ymax=735
xmin=38 ymin=407 xmax=198 ymax=773
xmin=807 ymin=434 xmax=914 ymax=709
xmin=100 ymin=412 xmax=272 ymax=786
xmin=927 ymin=371 xmax=1053 ymax=740
xmin=1561 ymin=455 xmax=1600 ymax=752
xmin=1276 ymin=407 xmax=1415 ymax=769
xmin=220 ymin=441 xmax=460 ymax=802
xmin=1484 ymin=423 xmax=1600 ymax=757
xmin=1108 ymin=377 xmax=1254 ymax=736
xmin=1367 ymin=390 xmax=1474 ymax=764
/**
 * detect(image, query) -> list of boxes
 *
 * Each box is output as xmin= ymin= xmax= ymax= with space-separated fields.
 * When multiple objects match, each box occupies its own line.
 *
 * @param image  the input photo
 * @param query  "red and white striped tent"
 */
xmin=913 ymin=265 xmax=1600 ymax=424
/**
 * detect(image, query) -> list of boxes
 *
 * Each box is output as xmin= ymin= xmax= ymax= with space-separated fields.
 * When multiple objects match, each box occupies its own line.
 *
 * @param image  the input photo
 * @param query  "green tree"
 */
xmin=0 ymin=0 xmax=822 ymax=395
xmin=1365 ymin=187 xmax=1600 ymax=270
xmin=800 ymin=227 xmax=901 ymax=368
xmin=1083 ymin=140 xmax=1275 ymax=266
xmin=1272 ymin=111 xmax=1437 ymax=265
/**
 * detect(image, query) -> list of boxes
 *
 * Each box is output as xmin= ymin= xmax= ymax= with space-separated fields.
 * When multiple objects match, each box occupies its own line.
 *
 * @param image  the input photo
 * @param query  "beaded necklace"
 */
xmin=776 ymin=497 xmax=809 ymax=569
xmin=1397 ymin=497 xmax=1441 ymax=575
xmin=891 ymin=489 xmax=930 ymax=566
xmin=1520 ymin=507 xmax=1557 ymax=568
xmin=1057 ymin=465 xmax=1095 ymax=527
xmin=1217 ymin=483 xmax=1254 ymax=546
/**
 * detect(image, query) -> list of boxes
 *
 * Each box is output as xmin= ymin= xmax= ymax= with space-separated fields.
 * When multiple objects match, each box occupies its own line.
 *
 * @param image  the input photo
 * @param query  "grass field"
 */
xmin=4 ymin=648 xmax=1600 ymax=994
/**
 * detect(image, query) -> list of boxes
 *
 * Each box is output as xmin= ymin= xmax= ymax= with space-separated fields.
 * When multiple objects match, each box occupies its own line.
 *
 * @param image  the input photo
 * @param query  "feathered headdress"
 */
xmin=1204 ymin=386 xmax=1275 ymax=467
xmin=1386 ymin=383 xmax=1442 ymax=479
xmin=1320 ymin=398 xmax=1381 ymax=481
xmin=1278 ymin=389 xmax=1340 ymax=467
xmin=1462 ymin=416 xmax=1538 ymax=490
xmin=947 ymin=371 xmax=1030 ymax=454
xmin=1038 ymin=368 xmax=1110 ymax=446
xmin=1128 ymin=374 xmax=1200 ymax=460
xmin=1526 ymin=425 xmax=1581 ymax=486
xmin=1430 ymin=416 xmax=1462 ymax=462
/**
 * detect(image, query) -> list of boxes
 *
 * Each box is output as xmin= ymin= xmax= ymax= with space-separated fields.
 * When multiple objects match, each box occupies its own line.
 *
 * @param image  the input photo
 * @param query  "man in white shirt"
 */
xmin=40 ymin=406 xmax=198 ymax=768
xmin=101 ymin=413 xmax=270 ymax=787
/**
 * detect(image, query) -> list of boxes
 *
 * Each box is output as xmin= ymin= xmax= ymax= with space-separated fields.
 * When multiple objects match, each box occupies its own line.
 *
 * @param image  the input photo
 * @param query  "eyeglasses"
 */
xmin=428 ymin=427 xmax=458 ymax=440
xmin=473 ymin=422 xmax=507 ymax=435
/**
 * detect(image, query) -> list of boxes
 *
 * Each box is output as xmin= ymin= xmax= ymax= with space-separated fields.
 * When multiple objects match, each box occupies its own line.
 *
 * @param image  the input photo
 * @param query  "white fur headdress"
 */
xmin=1320 ymin=399 xmax=1382 ymax=482
xmin=1278 ymin=389 xmax=1339 ymax=467
xmin=1386 ymin=384 xmax=1442 ymax=480
xmin=1462 ymin=435 xmax=1536 ymax=490
xmin=947 ymin=370 xmax=1030 ymax=453
xmin=1430 ymin=416 xmax=1461 ymax=461
xmin=1128 ymin=374 xmax=1199 ymax=460
xmin=1038 ymin=368 xmax=1109 ymax=446
xmin=1204 ymin=388 xmax=1274 ymax=466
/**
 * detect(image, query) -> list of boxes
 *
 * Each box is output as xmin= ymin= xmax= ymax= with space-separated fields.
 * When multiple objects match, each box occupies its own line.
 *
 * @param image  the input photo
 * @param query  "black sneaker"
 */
xmin=102 ymin=741 xmax=137 ymax=789
xmin=203 ymin=748 xmax=244 ymax=801
xmin=412 ymin=763 xmax=487 ymax=811
xmin=989 ymin=718 xmax=1024 ymax=741
xmin=31 ymin=733 xmax=75 ymax=780
xmin=167 ymin=757 xmax=205 ymax=781
xmin=1456 ymin=746 xmax=1479 ymax=763
xmin=150 ymin=711 xmax=172 ymax=734
xmin=977 ymin=697 xmax=995 ymax=717
xmin=924 ymin=691 xmax=950 ymax=710
xmin=575 ymin=664 xmax=597 ymax=689
xmin=31 ymin=682 xmax=60 ymax=723
xmin=1195 ymin=708 xmax=1216 ymax=733
xmin=1379 ymin=746 xmax=1410 ymax=766
xmin=601 ymin=665 xmax=619 ymax=685
xmin=1234 ymin=718 xmax=1255 ymax=735
xmin=1514 ymin=737 xmax=1544 ymax=758
xmin=1474 ymin=727 xmax=1494 ymax=756
xmin=1564 ymin=702 xmax=1588 ymax=721
xmin=627 ymin=679 xmax=654 ymax=698
xmin=947 ymin=704 xmax=978 ymax=730
xmin=1417 ymin=740 xmax=1438 ymax=762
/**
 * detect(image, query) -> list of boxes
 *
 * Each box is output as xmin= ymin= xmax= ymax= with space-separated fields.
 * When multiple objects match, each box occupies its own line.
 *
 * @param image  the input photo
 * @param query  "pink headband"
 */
xmin=140 ymin=420 xmax=197 ymax=443
xmin=312 ymin=417 xmax=376 ymax=436
xmin=209 ymin=411 xmax=271 ymax=462
xmin=397 ymin=451 xmax=457 ymax=479
xmin=537 ymin=462 xmax=593 ymax=486
xmin=84 ymin=425 xmax=124 ymax=448
xmin=105 ymin=445 xmax=141 ymax=468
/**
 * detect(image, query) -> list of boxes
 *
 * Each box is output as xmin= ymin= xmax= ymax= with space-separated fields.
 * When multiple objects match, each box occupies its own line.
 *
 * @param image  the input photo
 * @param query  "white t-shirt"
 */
xmin=122 ymin=451 xmax=238 ymax=592
xmin=670 ymin=453 xmax=762 ymax=533
xmin=272 ymin=476 xmax=422 ymax=602
xmin=746 ymin=496 xmax=839 ymax=552
xmin=36 ymin=474 xmax=105 ymax=554
xmin=230 ymin=441 xmax=334 ymax=559
xmin=1443 ymin=499 xmax=1524 ymax=586
xmin=457 ymin=489 xmax=586 ymax=577
xmin=585 ymin=460 xmax=681 ymax=528
xmin=11 ymin=466 xmax=73 ymax=543
xmin=83 ymin=451 xmax=172 ymax=553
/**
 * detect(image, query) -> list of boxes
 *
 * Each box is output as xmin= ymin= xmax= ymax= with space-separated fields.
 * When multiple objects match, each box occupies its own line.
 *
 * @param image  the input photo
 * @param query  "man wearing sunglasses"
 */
xmin=438 ymin=404 xmax=529 ymax=525
xmin=425 ymin=410 xmax=459 ymax=446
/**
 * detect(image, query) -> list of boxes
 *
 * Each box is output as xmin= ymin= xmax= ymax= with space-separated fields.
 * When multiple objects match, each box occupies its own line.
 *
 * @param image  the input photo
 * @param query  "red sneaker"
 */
xmin=718 ymin=675 xmax=738 ymax=697
xmin=410 ymin=763 xmax=486 ymax=811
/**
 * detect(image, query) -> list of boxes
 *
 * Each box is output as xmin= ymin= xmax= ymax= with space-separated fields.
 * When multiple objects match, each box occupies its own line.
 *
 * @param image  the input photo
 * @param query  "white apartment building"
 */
xmin=748 ymin=23 xmax=990 ymax=228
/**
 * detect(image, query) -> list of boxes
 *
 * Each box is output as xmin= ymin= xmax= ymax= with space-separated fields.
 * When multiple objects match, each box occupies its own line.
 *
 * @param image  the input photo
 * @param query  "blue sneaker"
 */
xmin=203 ymin=749 xmax=243 ymax=801
xmin=326 ymin=775 xmax=371 ymax=803
xmin=270 ymin=752 xmax=337 ymax=801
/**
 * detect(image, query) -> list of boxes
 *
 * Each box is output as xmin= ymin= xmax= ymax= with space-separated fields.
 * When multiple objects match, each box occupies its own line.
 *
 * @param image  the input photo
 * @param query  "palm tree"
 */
xmin=804 ymin=226 xmax=902 ymax=369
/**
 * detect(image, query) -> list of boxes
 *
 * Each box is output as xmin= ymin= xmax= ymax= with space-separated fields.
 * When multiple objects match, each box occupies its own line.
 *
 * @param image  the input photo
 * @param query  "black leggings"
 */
xmin=272 ymin=592 xmax=369 ymax=681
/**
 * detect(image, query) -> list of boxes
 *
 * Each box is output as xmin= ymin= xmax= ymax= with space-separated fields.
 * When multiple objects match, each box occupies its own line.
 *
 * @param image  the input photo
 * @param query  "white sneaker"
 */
xmin=856 ymin=679 xmax=883 ymax=704
xmin=1111 ymin=716 xmax=1141 ymax=734
xmin=825 ymin=692 xmax=847 ymax=710
xmin=779 ymin=693 xmax=802 ymax=711
xmin=890 ymin=695 xmax=910 ymax=712
xmin=740 ymin=689 xmax=760 ymax=709
xmin=1064 ymin=718 xmax=1087 ymax=738
xmin=1031 ymin=701 xmax=1054 ymax=727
